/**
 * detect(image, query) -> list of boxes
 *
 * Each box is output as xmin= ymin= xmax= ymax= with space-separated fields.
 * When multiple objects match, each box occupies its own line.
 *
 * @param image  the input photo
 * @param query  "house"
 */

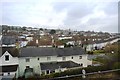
xmin=26 ymin=35 xmax=33 ymax=42
xmin=38 ymin=40 xmax=53 ymax=47
xmin=17 ymin=47 xmax=92 ymax=77
xmin=40 ymin=61 xmax=80 ymax=75
xmin=86 ymin=37 xmax=120 ymax=51
xmin=58 ymin=36 xmax=72 ymax=40
xmin=26 ymin=40 xmax=38 ymax=47
xmin=66 ymin=41 xmax=75 ymax=46
xmin=55 ymin=40 xmax=64 ymax=48
xmin=39 ymin=30 xmax=45 ymax=36
xmin=19 ymin=38 xmax=28 ymax=47
xmin=1 ymin=36 xmax=17 ymax=47
xmin=0 ymin=47 xmax=19 ymax=79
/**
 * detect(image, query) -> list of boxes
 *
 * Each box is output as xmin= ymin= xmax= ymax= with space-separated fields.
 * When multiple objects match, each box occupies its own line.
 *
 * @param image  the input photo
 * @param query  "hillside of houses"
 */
xmin=0 ymin=25 xmax=120 ymax=79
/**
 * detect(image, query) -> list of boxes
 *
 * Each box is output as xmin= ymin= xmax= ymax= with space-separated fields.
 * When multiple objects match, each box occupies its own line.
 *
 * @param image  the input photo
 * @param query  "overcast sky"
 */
xmin=1 ymin=0 xmax=119 ymax=33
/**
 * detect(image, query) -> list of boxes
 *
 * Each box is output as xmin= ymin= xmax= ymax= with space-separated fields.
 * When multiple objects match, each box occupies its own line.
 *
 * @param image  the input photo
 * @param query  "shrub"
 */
xmin=93 ymin=50 xmax=105 ymax=54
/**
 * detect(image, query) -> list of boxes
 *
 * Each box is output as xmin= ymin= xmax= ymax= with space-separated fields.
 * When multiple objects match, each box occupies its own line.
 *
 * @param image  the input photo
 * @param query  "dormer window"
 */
xmin=5 ymin=55 xmax=9 ymax=61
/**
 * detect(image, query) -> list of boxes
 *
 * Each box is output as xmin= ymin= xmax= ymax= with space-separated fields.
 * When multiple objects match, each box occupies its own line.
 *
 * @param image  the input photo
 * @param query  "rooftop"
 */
xmin=0 ymin=65 xmax=18 ymax=72
xmin=40 ymin=61 xmax=80 ymax=71
xmin=19 ymin=47 xmax=85 ymax=57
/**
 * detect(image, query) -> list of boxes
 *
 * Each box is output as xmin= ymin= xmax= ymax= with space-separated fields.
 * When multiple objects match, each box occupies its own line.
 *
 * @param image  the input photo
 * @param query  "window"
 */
xmin=62 ymin=57 xmax=66 ymax=61
xmin=79 ymin=63 xmax=83 ymax=66
xmin=41 ymin=71 xmax=45 ymax=75
xmin=8 ymin=72 xmax=10 ymax=76
xmin=71 ymin=56 xmax=73 ymax=59
xmin=38 ymin=58 xmax=39 ymax=60
xmin=5 ymin=55 xmax=9 ymax=61
xmin=26 ymin=58 xmax=30 ymax=62
xmin=79 ymin=56 xmax=82 ymax=59
xmin=26 ymin=66 xmax=30 ymax=69
xmin=50 ymin=70 xmax=55 ymax=73
xmin=46 ymin=70 xmax=50 ymax=74
xmin=81 ymin=63 xmax=83 ymax=66
xmin=47 ymin=57 xmax=51 ymax=60
xmin=1 ymin=73 xmax=3 ymax=76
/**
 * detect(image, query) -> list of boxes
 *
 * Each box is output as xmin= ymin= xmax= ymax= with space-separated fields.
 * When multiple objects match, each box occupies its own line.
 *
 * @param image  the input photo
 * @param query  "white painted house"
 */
xmin=26 ymin=35 xmax=33 ymax=42
xmin=66 ymin=41 xmax=75 ymax=45
xmin=86 ymin=37 xmax=120 ymax=51
xmin=58 ymin=36 xmax=72 ymax=40
xmin=19 ymin=39 xmax=29 ymax=48
xmin=0 ymin=47 xmax=18 ymax=79
xmin=17 ymin=47 xmax=92 ymax=78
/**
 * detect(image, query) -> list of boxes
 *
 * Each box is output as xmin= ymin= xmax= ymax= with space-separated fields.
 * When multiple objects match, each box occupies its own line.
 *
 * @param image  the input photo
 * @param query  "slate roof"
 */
xmin=0 ymin=47 xmax=19 ymax=57
xmin=56 ymin=47 xmax=85 ymax=57
xmin=19 ymin=47 xmax=85 ymax=57
xmin=0 ymin=65 xmax=18 ymax=72
xmin=84 ymin=37 xmax=119 ymax=44
xmin=40 ymin=61 xmax=80 ymax=71
xmin=38 ymin=40 xmax=52 ymax=46
xmin=93 ymin=37 xmax=119 ymax=44
xmin=2 ymin=36 xmax=16 ymax=45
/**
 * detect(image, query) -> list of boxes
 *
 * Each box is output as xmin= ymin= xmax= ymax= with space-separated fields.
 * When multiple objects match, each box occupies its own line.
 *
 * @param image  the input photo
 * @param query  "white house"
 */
xmin=26 ymin=35 xmax=33 ymax=42
xmin=17 ymin=47 xmax=92 ymax=78
xmin=86 ymin=37 xmax=120 ymax=51
xmin=58 ymin=36 xmax=72 ymax=40
xmin=66 ymin=41 xmax=75 ymax=45
xmin=19 ymin=39 xmax=29 ymax=47
xmin=0 ymin=47 xmax=19 ymax=79
xmin=20 ymin=41 xmax=28 ymax=48
xmin=39 ymin=30 xmax=45 ymax=36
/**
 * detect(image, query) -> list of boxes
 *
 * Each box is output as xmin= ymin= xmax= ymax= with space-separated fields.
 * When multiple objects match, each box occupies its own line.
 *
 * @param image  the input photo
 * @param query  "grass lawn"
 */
xmin=92 ymin=50 xmax=105 ymax=54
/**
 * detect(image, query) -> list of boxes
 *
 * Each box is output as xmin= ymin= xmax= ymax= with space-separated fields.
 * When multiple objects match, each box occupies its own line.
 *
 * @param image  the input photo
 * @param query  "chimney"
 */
xmin=36 ymin=39 xmax=38 ymax=44
xmin=51 ymin=36 xmax=54 ymax=45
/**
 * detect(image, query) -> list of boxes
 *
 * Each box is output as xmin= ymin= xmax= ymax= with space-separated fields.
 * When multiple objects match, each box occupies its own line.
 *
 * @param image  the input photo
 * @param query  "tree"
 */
xmin=39 ymin=28 xmax=43 ymax=31
xmin=22 ymin=26 xmax=27 ymax=31
xmin=49 ymin=29 xmax=56 ymax=35
xmin=104 ymin=44 xmax=118 ymax=53
xmin=11 ymin=26 xmax=15 ymax=30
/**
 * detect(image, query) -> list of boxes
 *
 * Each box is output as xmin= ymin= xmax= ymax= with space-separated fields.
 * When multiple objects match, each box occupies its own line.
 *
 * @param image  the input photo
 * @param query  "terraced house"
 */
xmin=0 ymin=47 xmax=19 ymax=79
xmin=17 ymin=47 xmax=92 ymax=78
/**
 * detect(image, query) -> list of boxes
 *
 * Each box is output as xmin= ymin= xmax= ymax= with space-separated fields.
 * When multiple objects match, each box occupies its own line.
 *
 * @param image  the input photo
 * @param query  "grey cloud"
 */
xmin=54 ymin=2 xmax=95 ymax=26
xmin=52 ymin=2 xmax=118 ymax=32
xmin=52 ymin=2 xmax=71 ymax=12
xmin=99 ymin=2 xmax=118 ymax=15
xmin=86 ymin=15 xmax=118 ymax=33
xmin=87 ymin=18 xmax=106 ymax=25
xmin=1 ymin=0 xmax=118 ymax=33
xmin=2 ymin=2 xmax=34 ymax=25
